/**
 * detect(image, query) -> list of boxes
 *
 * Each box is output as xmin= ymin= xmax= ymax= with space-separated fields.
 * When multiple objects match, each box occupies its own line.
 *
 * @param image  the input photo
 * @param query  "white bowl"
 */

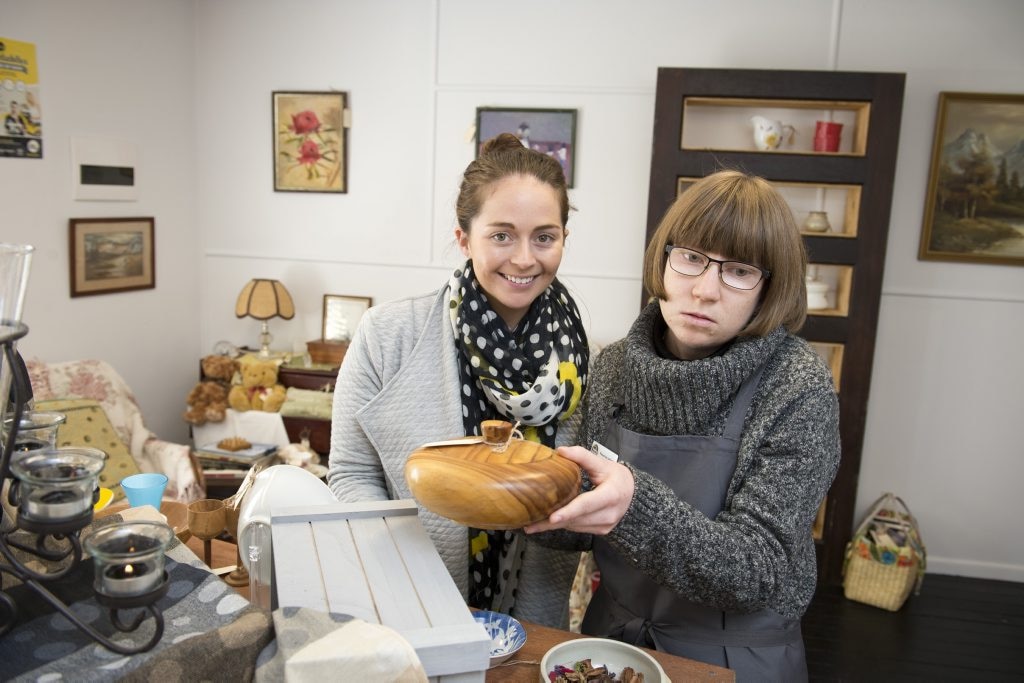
xmin=540 ymin=637 xmax=667 ymax=682
xmin=472 ymin=610 xmax=526 ymax=668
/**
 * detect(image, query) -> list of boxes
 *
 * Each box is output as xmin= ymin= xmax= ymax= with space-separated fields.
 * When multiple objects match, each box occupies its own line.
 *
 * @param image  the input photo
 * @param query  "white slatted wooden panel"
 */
xmin=387 ymin=514 xmax=471 ymax=626
xmin=312 ymin=517 xmax=378 ymax=623
xmin=270 ymin=500 xmax=489 ymax=682
xmin=348 ymin=514 xmax=431 ymax=629
xmin=270 ymin=520 xmax=326 ymax=610
xmin=403 ymin=624 xmax=491 ymax=677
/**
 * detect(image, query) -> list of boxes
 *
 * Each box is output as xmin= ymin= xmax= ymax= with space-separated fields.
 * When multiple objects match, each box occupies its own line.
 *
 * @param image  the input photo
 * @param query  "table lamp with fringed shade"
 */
xmin=235 ymin=278 xmax=295 ymax=357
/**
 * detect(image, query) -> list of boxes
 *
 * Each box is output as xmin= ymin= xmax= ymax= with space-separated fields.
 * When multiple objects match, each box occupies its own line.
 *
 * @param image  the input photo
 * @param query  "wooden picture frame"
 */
xmin=273 ymin=91 xmax=348 ymax=193
xmin=475 ymin=107 xmax=577 ymax=187
xmin=919 ymin=92 xmax=1024 ymax=266
xmin=68 ymin=217 xmax=155 ymax=297
xmin=322 ymin=294 xmax=372 ymax=342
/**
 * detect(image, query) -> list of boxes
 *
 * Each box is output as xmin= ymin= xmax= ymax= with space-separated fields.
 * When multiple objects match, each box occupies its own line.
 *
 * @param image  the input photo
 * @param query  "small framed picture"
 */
xmin=322 ymin=294 xmax=372 ymax=342
xmin=919 ymin=91 xmax=1024 ymax=266
xmin=68 ymin=217 xmax=155 ymax=297
xmin=273 ymin=91 xmax=348 ymax=193
xmin=475 ymin=107 xmax=578 ymax=187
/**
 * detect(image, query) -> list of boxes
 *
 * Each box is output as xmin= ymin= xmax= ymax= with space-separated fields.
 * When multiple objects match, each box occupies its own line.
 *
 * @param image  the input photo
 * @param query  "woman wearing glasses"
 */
xmin=328 ymin=133 xmax=588 ymax=628
xmin=526 ymin=170 xmax=840 ymax=680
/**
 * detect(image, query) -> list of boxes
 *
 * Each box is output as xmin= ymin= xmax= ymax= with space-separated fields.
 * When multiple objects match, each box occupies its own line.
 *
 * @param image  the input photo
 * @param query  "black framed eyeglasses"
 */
xmin=664 ymin=245 xmax=769 ymax=290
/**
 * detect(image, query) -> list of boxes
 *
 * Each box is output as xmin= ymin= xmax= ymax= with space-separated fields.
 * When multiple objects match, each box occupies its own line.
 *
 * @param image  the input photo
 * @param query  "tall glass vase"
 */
xmin=0 ymin=243 xmax=33 ymax=323
xmin=1 ymin=243 xmax=34 ymax=423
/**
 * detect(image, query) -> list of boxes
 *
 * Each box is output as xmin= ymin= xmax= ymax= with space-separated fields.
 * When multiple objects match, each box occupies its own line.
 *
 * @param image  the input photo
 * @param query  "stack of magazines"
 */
xmin=195 ymin=442 xmax=278 ymax=484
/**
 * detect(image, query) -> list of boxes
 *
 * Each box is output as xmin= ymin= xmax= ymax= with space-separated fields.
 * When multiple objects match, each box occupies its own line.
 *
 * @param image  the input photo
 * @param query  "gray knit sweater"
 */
xmin=540 ymin=302 xmax=840 ymax=620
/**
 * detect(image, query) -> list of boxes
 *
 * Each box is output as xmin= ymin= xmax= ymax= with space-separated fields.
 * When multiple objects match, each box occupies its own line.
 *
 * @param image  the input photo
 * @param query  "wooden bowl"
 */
xmin=97 ymin=499 xmax=191 ymax=543
xmin=405 ymin=436 xmax=580 ymax=530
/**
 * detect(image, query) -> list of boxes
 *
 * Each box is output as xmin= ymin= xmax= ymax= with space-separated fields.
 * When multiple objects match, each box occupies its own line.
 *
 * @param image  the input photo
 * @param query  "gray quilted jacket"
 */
xmin=327 ymin=287 xmax=581 ymax=628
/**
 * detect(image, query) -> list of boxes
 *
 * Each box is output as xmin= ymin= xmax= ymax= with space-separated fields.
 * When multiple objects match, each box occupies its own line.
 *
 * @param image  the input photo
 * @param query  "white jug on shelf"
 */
xmin=806 ymin=266 xmax=831 ymax=311
xmin=750 ymin=115 xmax=796 ymax=151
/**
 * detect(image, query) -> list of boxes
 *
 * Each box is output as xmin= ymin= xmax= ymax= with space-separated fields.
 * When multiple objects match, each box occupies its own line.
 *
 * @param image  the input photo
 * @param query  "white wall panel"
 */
xmin=193 ymin=0 xmax=436 ymax=266
xmin=858 ymin=295 xmax=1024 ymax=579
xmin=1 ymin=0 xmax=198 ymax=442
xmin=436 ymin=0 xmax=836 ymax=87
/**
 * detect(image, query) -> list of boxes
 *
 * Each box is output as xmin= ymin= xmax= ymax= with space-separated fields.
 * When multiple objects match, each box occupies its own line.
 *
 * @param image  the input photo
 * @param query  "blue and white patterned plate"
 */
xmin=472 ymin=610 xmax=527 ymax=667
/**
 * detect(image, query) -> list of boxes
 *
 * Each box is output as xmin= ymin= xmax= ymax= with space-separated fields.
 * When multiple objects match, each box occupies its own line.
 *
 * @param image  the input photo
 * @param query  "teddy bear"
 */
xmin=182 ymin=354 xmax=239 ymax=425
xmin=201 ymin=354 xmax=239 ymax=385
xmin=228 ymin=358 xmax=287 ymax=413
xmin=183 ymin=381 xmax=229 ymax=425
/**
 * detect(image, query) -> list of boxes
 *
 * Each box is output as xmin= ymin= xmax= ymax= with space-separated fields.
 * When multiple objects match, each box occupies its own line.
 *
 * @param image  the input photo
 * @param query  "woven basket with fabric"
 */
xmin=843 ymin=492 xmax=926 ymax=611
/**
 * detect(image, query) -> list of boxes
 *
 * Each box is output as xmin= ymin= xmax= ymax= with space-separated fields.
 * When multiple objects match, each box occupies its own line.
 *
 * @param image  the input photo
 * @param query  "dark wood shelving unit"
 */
xmin=645 ymin=67 xmax=905 ymax=585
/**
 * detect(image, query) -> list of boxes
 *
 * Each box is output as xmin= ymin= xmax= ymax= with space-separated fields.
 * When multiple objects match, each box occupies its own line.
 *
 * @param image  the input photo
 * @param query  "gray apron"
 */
xmin=581 ymin=364 xmax=808 ymax=682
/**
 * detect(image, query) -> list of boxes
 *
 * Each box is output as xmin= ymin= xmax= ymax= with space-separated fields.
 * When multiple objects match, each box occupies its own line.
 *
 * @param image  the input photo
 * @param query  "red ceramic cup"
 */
xmin=814 ymin=121 xmax=843 ymax=152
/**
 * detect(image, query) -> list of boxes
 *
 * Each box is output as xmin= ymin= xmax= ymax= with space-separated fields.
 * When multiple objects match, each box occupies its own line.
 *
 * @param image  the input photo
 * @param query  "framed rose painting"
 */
xmin=272 ymin=91 xmax=348 ymax=193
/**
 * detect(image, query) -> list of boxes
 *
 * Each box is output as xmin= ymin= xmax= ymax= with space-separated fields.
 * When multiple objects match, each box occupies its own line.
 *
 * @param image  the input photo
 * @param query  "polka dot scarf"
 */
xmin=447 ymin=261 xmax=588 ymax=448
xmin=448 ymin=260 xmax=589 ymax=613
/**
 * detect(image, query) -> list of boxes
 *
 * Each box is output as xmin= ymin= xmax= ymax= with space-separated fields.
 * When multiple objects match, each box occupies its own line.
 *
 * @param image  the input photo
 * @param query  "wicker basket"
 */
xmin=306 ymin=339 xmax=348 ymax=366
xmin=843 ymin=493 xmax=926 ymax=611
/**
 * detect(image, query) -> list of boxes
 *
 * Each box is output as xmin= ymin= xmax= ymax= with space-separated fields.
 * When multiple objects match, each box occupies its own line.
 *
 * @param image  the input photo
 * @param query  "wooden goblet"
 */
xmin=222 ymin=497 xmax=249 ymax=588
xmin=186 ymin=498 xmax=226 ymax=567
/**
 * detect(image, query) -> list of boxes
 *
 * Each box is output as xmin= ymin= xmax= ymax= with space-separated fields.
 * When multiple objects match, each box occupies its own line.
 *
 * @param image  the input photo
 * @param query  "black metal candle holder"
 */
xmin=0 ymin=322 xmax=167 ymax=654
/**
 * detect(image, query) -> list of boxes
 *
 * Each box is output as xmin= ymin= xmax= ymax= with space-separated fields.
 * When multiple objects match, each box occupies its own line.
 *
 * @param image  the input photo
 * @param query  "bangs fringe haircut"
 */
xmin=644 ymin=170 xmax=808 ymax=336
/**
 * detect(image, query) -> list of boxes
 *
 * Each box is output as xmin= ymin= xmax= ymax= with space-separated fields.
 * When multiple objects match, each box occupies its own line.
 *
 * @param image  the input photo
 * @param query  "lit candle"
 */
xmin=85 ymin=522 xmax=174 ymax=600
xmin=102 ymin=559 xmax=159 ymax=597
xmin=13 ymin=436 xmax=47 ymax=452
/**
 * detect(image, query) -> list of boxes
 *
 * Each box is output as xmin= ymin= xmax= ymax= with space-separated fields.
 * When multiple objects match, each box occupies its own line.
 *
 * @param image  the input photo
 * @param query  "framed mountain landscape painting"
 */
xmin=919 ymin=92 xmax=1024 ymax=266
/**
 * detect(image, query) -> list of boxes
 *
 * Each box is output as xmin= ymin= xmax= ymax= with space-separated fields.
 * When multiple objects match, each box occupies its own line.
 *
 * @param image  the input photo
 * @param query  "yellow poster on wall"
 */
xmin=0 ymin=37 xmax=42 ymax=159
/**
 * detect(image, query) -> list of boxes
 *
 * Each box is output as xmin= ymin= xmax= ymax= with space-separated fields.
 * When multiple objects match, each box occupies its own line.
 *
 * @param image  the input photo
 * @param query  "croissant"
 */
xmin=216 ymin=436 xmax=252 ymax=452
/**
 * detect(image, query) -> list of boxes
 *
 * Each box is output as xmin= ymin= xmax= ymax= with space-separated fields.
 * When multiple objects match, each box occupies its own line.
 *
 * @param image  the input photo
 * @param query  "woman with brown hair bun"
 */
xmin=328 ymin=133 xmax=588 ymax=628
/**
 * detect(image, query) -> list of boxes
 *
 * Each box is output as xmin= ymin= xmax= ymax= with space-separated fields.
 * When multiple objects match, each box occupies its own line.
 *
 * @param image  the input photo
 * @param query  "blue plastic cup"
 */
xmin=120 ymin=473 xmax=168 ymax=509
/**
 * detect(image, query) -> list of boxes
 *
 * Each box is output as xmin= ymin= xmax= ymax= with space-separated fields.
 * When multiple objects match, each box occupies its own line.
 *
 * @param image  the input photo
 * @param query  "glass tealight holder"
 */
xmin=4 ymin=410 xmax=67 ymax=442
xmin=84 ymin=521 xmax=174 ymax=602
xmin=9 ymin=447 xmax=105 ymax=529
xmin=4 ymin=410 xmax=67 ymax=454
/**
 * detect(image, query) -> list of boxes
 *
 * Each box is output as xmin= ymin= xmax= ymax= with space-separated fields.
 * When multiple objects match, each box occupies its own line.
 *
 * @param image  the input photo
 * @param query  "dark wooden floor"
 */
xmin=802 ymin=574 xmax=1024 ymax=681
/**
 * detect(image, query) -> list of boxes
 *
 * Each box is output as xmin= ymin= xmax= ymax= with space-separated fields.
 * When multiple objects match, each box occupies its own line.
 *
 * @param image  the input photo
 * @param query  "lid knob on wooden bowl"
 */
xmin=404 ymin=421 xmax=580 ymax=530
xmin=480 ymin=419 xmax=513 ymax=445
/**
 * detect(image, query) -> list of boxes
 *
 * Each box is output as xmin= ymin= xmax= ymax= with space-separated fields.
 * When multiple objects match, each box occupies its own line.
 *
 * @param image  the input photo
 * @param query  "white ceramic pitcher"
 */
xmin=750 ymin=115 xmax=796 ymax=151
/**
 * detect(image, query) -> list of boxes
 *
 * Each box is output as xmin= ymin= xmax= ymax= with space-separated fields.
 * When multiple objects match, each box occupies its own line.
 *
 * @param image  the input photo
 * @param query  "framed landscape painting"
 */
xmin=69 ymin=217 xmax=155 ymax=297
xmin=475 ymin=107 xmax=577 ymax=187
xmin=273 ymin=91 xmax=348 ymax=193
xmin=919 ymin=92 xmax=1024 ymax=266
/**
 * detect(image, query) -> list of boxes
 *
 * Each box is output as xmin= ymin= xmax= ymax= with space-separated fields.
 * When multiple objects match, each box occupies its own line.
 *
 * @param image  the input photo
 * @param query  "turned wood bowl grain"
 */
xmin=404 ymin=438 xmax=581 ymax=530
xmin=187 ymin=498 xmax=226 ymax=540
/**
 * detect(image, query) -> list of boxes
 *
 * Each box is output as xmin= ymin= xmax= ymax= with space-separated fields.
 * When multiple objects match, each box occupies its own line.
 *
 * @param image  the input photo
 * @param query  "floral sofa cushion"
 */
xmin=25 ymin=358 xmax=202 ymax=502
